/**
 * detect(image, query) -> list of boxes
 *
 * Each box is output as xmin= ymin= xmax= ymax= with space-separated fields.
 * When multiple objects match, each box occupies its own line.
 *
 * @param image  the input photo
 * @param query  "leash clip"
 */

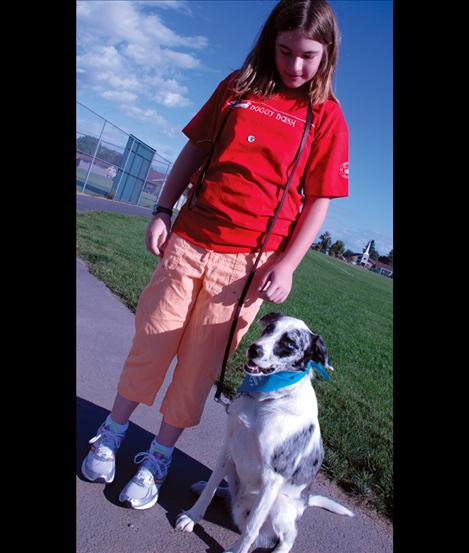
xmin=214 ymin=395 xmax=232 ymax=414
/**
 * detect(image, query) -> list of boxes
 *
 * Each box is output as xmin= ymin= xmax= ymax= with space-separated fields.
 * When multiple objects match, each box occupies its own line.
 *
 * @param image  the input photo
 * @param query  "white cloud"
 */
xmin=76 ymin=2 xmax=146 ymax=46
xmin=121 ymin=43 xmax=200 ymax=71
xmin=161 ymin=48 xmax=201 ymax=69
xmin=141 ymin=13 xmax=207 ymax=49
xmin=77 ymin=45 xmax=123 ymax=70
xmin=76 ymin=2 xmax=207 ymax=50
xmin=77 ymin=1 xmax=208 ymax=124
xmin=122 ymin=105 xmax=179 ymax=138
xmin=143 ymin=75 xmax=192 ymax=108
xmin=97 ymin=73 xmax=140 ymax=91
xmin=137 ymin=0 xmax=193 ymax=15
xmin=125 ymin=105 xmax=166 ymax=124
xmin=158 ymin=92 xmax=191 ymax=108
xmin=100 ymin=90 xmax=138 ymax=103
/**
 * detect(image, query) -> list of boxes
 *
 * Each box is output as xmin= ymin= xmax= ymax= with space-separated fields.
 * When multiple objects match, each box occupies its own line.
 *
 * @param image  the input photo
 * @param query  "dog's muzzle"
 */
xmin=244 ymin=360 xmax=275 ymax=376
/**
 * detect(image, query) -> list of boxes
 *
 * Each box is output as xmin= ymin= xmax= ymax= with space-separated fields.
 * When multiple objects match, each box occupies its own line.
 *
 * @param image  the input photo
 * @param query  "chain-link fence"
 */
xmin=76 ymin=101 xmax=178 ymax=210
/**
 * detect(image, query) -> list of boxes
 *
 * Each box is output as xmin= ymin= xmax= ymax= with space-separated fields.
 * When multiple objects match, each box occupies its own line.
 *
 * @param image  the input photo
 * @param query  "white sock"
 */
xmin=149 ymin=437 xmax=174 ymax=458
xmin=105 ymin=414 xmax=129 ymax=433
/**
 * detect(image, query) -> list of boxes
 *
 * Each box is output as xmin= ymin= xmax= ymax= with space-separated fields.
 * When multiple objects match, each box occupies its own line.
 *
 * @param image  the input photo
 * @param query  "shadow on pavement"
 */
xmin=76 ymin=397 xmax=270 ymax=552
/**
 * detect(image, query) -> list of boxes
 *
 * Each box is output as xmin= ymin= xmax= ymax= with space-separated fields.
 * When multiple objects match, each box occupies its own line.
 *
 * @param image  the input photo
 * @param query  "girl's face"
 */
xmin=275 ymin=30 xmax=325 ymax=90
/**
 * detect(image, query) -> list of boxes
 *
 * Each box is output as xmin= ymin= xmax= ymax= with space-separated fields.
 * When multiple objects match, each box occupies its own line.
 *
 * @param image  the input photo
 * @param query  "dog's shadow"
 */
xmin=77 ymin=398 xmax=276 ymax=553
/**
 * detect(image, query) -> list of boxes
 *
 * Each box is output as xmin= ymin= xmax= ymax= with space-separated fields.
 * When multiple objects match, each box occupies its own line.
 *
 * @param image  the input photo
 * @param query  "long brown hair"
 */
xmin=232 ymin=0 xmax=341 ymax=104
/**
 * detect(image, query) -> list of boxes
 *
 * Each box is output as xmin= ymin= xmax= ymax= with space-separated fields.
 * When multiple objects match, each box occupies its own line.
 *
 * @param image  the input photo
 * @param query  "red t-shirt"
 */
xmin=172 ymin=71 xmax=349 ymax=253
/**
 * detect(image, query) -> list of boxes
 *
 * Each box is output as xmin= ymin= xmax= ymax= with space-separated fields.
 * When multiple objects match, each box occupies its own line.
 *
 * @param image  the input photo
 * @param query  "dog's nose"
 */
xmin=248 ymin=344 xmax=263 ymax=359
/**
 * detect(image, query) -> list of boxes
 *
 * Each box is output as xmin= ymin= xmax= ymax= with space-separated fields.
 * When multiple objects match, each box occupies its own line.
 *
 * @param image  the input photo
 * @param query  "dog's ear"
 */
xmin=308 ymin=333 xmax=334 ymax=371
xmin=259 ymin=312 xmax=284 ymax=327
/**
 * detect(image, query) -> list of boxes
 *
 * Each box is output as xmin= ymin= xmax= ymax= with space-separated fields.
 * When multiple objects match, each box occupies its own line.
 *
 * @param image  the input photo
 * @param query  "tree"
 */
xmin=76 ymin=135 xmax=98 ymax=156
xmin=318 ymin=231 xmax=332 ymax=252
xmin=76 ymin=135 xmax=123 ymax=166
xmin=329 ymin=240 xmax=345 ymax=257
xmin=344 ymin=249 xmax=355 ymax=259
xmin=388 ymin=249 xmax=393 ymax=266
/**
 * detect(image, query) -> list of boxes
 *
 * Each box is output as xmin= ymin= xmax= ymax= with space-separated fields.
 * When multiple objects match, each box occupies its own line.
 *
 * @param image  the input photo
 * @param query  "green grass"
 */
xmin=76 ymin=210 xmax=393 ymax=519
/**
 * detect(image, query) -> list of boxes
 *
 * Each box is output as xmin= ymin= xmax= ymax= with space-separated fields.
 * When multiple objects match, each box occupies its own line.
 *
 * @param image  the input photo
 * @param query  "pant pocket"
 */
xmin=160 ymin=233 xmax=188 ymax=272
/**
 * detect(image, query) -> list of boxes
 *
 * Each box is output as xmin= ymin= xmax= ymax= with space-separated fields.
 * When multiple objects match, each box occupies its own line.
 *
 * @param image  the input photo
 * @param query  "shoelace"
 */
xmin=89 ymin=425 xmax=125 ymax=454
xmin=133 ymin=451 xmax=171 ymax=483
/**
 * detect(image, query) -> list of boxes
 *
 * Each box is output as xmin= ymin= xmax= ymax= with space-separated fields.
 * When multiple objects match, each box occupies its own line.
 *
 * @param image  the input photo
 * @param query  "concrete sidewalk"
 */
xmin=76 ymin=195 xmax=392 ymax=552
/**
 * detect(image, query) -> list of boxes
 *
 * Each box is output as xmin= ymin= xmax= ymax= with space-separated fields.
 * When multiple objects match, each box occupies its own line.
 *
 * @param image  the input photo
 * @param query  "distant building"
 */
xmin=312 ymin=240 xmax=393 ymax=278
xmin=143 ymin=167 xmax=167 ymax=196
xmin=357 ymin=240 xmax=372 ymax=267
xmin=370 ymin=260 xmax=393 ymax=278
xmin=346 ymin=252 xmax=373 ymax=270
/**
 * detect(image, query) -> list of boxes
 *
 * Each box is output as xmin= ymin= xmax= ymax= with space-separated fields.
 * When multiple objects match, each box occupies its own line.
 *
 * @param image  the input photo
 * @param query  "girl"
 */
xmin=81 ymin=0 xmax=349 ymax=511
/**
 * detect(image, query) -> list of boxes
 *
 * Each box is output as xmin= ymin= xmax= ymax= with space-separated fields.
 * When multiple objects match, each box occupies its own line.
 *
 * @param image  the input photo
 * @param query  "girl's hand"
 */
xmin=144 ymin=214 xmax=172 ymax=257
xmin=256 ymin=260 xmax=294 ymax=304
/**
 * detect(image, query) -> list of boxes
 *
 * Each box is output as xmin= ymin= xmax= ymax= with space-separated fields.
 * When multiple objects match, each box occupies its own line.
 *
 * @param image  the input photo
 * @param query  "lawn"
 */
xmin=76 ymin=210 xmax=393 ymax=519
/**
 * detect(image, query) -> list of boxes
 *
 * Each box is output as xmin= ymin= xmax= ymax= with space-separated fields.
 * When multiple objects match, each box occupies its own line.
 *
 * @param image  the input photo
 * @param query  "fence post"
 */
xmin=82 ymin=119 xmax=106 ymax=194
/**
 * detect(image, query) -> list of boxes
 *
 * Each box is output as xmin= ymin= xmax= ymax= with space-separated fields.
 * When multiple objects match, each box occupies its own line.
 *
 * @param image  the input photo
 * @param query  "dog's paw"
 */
xmin=175 ymin=512 xmax=196 ymax=532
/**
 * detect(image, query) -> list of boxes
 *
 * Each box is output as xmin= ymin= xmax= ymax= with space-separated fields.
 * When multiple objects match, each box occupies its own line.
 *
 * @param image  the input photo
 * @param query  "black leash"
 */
xmin=214 ymin=101 xmax=314 ymax=411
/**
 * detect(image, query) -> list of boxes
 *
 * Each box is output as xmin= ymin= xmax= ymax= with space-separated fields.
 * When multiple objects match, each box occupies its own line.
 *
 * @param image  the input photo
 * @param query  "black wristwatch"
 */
xmin=152 ymin=205 xmax=173 ymax=217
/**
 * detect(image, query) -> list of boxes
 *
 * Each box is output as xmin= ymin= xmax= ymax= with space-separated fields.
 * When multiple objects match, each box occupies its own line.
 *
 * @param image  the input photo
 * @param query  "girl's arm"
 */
xmin=257 ymin=197 xmax=331 ymax=304
xmin=145 ymin=140 xmax=210 ymax=256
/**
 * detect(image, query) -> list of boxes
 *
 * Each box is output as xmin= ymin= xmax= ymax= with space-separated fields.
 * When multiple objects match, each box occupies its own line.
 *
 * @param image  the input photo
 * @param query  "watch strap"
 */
xmin=152 ymin=205 xmax=173 ymax=217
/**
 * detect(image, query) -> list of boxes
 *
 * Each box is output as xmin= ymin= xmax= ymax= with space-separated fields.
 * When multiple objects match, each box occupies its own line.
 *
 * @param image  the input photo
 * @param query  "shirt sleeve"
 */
xmin=303 ymin=100 xmax=349 ymax=198
xmin=182 ymin=72 xmax=238 ymax=145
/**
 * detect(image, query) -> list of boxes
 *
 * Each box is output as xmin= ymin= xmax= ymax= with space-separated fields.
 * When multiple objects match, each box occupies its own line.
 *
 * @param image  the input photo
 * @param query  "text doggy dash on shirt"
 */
xmin=230 ymin=99 xmax=299 ymax=128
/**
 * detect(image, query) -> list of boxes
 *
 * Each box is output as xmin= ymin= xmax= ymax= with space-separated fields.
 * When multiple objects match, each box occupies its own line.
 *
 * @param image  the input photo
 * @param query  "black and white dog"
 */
xmin=176 ymin=312 xmax=353 ymax=553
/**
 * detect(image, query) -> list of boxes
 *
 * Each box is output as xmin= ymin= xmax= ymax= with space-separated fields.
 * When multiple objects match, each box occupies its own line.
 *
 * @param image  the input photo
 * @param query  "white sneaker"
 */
xmin=81 ymin=421 xmax=127 ymax=483
xmin=118 ymin=450 xmax=172 ymax=510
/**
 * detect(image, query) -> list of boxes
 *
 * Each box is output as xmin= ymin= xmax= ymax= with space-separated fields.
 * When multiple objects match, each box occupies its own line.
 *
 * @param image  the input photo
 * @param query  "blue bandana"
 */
xmin=236 ymin=360 xmax=329 ymax=394
xmin=307 ymin=360 xmax=330 ymax=381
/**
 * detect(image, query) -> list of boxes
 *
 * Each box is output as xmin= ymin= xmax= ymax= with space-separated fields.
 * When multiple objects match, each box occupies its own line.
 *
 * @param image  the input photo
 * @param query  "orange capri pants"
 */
xmin=117 ymin=233 xmax=276 ymax=428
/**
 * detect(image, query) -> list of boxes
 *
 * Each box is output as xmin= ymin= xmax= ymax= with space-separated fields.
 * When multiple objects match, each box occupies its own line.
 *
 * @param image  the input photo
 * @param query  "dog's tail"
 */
xmin=308 ymin=495 xmax=354 ymax=517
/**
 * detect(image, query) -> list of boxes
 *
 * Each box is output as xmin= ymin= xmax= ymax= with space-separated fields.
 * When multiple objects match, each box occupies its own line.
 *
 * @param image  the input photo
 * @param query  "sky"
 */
xmin=76 ymin=0 xmax=393 ymax=256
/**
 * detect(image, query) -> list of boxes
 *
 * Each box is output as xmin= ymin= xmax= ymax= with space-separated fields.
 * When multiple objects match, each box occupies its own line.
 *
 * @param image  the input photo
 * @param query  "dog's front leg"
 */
xmin=176 ymin=443 xmax=230 ymax=532
xmin=224 ymin=474 xmax=284 ymax=553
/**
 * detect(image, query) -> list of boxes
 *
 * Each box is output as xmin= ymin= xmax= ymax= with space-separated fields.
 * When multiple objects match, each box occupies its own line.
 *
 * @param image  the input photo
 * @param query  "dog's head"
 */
xmin=244 ymin=312 xmax=334 ymax=376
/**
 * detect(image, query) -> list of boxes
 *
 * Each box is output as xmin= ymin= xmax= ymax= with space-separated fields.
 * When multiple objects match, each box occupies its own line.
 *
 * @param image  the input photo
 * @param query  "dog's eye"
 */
xmin=282 ymin=339 xmax=296 ymax=351
xmin=274 ymin=336 xmax=297 ymax=358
